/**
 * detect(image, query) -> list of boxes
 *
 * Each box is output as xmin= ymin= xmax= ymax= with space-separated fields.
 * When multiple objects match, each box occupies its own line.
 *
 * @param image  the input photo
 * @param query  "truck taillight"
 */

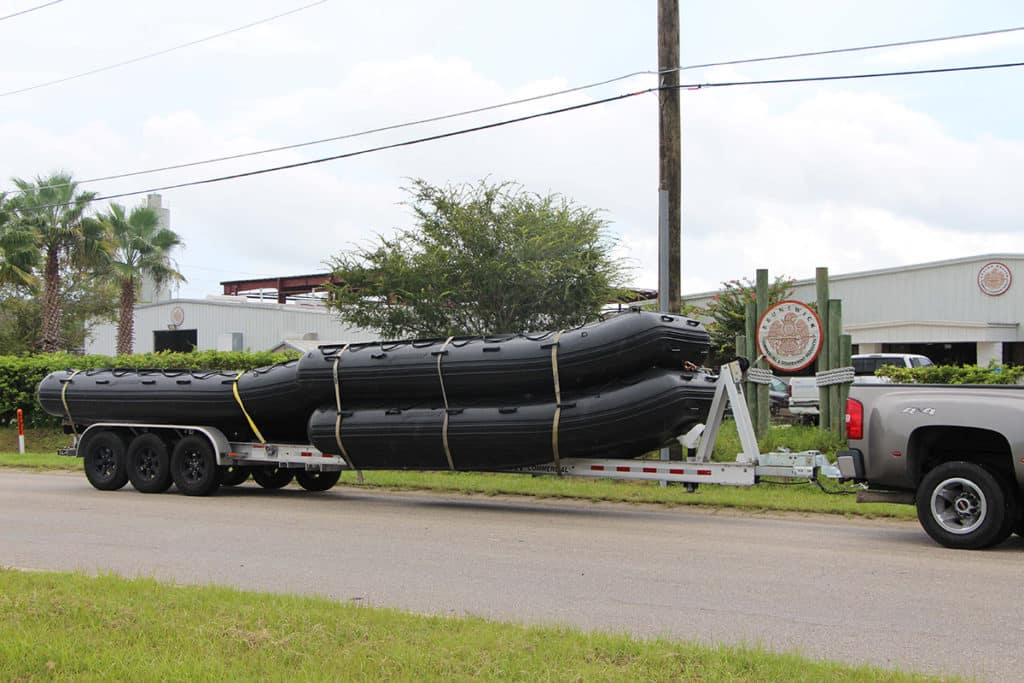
xmin=846 ymin=398 xmax=863 ymax=440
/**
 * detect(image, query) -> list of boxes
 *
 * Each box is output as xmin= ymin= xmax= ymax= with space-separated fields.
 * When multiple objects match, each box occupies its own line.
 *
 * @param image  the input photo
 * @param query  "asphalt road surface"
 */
xmin=2 ymin=470 xmax=1022 ymax=681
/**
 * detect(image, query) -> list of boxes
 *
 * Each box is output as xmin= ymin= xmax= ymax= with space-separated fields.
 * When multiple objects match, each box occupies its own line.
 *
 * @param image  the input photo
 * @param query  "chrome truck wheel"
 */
xmin=916 ymin=462 xmax=1011 ymax=550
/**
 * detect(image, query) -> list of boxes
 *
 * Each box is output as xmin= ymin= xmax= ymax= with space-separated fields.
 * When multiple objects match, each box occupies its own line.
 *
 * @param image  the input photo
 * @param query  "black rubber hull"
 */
xmin=296 ymin=310 xmax=708 ymax=401
xmin=306 ymin=369 xmax=716 ymax=469
xmin=38 ymin=363 xmax=315 ymax=443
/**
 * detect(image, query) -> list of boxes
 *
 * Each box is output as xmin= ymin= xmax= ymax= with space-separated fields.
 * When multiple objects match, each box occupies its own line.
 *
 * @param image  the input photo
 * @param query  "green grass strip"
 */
xmin=0 ymin=424 xmax=915 ymax=519
xmin=0 ymin=569 xmax=942 ymax=682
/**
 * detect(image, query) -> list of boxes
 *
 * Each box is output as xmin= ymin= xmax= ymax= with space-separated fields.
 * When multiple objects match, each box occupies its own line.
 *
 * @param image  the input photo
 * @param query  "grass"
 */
xmin=0 ymin=568 xmax=943 ymax=682
xmin=0 ymin=424 xmax=915 ymax=519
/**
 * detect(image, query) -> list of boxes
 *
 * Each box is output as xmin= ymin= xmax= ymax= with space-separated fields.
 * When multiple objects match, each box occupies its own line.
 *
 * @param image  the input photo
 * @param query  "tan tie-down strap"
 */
xmin=61 ymin=369 xmax=81 ymax=440
xmin=436 ymin=336 xmax=456 ymax=470
xmin=332 ymin=348 xmax=363 ymax=483
xmin=232 ymin=371 xmax=267 ymax=444
xmin=550 ymin=330 xmax=565 ymax=474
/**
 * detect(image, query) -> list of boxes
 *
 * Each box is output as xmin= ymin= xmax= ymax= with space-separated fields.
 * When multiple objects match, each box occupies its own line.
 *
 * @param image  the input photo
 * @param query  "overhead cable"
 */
xmin=9 ymin=23 xmax=1024 ymax=194
xmin=0 ymin=0 xmax=64 ymax=23
xmin=18 ymin=59 xmax=1024 ymax=211
xmin=671 ymin=24 xmax=1024 ymax=73
xmin=0 ymin=0 xmax=328 ymax=97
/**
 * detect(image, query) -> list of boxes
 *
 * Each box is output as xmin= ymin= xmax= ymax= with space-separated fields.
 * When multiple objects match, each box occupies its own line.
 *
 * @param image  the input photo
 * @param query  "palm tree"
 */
xmin=0 ymin=193 xmax=40 ymax=289
xmin=9 ymin=172 xmax=104 ymax=351
xmin=96 ymin=202 xmax=185 ymax=355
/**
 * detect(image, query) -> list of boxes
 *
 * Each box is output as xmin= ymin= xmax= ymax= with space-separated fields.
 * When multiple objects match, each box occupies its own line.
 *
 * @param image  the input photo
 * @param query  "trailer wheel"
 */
xmin=252 ymin=466 xmax=294 ymax=489
xmin=126 ymin=433 xmax=173 ymax=493
xmin=219 ymin=465 xmax=250 ymax=487
xmin=81 ymin=431 xmax=129 ymax=491
xmin=916 ymin=462 xmax=1010 ymax=549
xmin=296 ymin=470 xmax=341 ymax=492
xmin=170 ymin=435 xmax=220 ymax=496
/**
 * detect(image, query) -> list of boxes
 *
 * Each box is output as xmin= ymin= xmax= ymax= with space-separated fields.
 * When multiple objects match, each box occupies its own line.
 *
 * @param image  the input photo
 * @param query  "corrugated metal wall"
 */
xmin=683 ymin=254 xmax=1023 ymax=347
xmin=85 ymin=299 xmax=379 ymax=355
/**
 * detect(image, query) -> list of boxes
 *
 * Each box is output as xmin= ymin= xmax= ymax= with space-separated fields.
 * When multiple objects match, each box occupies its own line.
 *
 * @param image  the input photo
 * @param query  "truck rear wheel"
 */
xmin=170 ymin=435 xmax=220 ymax=496
xmin=295 ymin=470 xmax=341 ymax=492
xmin=81 ymin=431 xmax=129 ymax=491
xmin=916 ymin=462 xmax=1010 ymax=549
xmin=126 ymin=433 xmax=173 ymax=493
xmin=252 ymin=466 xmax=294 ymax=489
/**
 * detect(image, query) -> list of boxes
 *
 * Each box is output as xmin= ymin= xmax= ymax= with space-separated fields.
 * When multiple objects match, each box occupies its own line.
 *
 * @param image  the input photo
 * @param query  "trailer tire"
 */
xmin=916 ymin=462 xmax=1009 ymax=550
xmin=219 ymin=465 xmax=250 ymax=487
xmin=171 ymin=435 xmax=220 ymax=496
xmin=252 ymin=466 xmax=294 ymax=489
xmin=126 ymin=433 xmax=173 ymax=493
xmin=81 ymin=431 xmax=129 ymax=491
xmin=296 ymin=470 xmax=341 ymax=492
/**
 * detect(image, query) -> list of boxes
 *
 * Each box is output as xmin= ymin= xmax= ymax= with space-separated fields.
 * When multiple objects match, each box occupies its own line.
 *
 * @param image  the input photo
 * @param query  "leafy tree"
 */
xmin=8 ymin=172 xmax=105 ymax=351
xmin=325 ymin=179 xmax=627 ymax=337
xmin=95 ymin=202 xmax=185 ymax=355
xmin=698 ymin=275 xmax=795 ymax=366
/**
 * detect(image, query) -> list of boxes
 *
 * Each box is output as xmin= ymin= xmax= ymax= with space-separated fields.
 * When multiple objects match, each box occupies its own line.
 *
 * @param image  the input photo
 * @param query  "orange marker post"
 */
xmin=16 ymin=408 xmax=25 ymax=454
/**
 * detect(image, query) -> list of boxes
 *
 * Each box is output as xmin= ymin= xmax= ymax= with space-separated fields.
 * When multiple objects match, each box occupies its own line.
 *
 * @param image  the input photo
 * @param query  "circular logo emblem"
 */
xmin=977 ymin=262 xmax=1011 ymax=297
xmin=170 ymin=305 xmax=185 ymax=326
xmin=757 ymin=300 xmax=823 ymax=372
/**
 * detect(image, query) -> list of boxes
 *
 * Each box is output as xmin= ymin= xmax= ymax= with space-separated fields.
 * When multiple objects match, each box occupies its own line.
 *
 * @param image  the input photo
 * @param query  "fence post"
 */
xmin=17 ymin=408 xmax=25 ymax=454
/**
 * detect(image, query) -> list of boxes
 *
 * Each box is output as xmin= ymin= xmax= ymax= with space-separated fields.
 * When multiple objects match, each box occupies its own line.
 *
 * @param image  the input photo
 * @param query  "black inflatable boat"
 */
xmin=37 ymin=310 xmax=714 ymax=469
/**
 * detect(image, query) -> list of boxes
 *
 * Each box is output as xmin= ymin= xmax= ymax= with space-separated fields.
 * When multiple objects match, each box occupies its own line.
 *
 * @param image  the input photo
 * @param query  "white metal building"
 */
xmin=684 ymin=253 xmax=1024 ymax=367
xmin=84 ymin=297 xmax=378 ymax=355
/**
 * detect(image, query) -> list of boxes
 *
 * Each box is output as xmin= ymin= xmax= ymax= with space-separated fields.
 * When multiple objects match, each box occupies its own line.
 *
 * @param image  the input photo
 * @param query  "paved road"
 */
xmin=2 ymin=471 xmax=1022 ymax=680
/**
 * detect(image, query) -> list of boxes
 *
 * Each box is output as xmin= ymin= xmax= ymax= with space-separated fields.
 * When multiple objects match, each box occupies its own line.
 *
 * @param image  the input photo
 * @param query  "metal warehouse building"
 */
xmin=85 ymin=297 xmax=378 ymax=355
xmin=685 ymin=253 xmax=1024 ymax=367
xmin=87 ymin=253 xmax=1023 ymax=365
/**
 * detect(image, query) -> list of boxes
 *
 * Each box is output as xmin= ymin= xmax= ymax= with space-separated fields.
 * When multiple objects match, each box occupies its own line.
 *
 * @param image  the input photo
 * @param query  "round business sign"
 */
xmin=170 ymin=305 xmax=185 ymax=327
xmin=977 ymin=261 xmax=1011 ymax=297
xmin=756 ymin=300 xmax=823 ymax=372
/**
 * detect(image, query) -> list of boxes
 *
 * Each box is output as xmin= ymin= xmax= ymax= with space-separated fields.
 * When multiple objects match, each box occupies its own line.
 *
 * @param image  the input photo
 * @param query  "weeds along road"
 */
xmin=2 ymin=470 xmax=1020 ymax=681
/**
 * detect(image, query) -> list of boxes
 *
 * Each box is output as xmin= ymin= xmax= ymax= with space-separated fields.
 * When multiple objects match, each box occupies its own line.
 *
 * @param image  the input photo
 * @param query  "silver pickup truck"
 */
xmin=837 ymin=383 xmax=1024 ymax=549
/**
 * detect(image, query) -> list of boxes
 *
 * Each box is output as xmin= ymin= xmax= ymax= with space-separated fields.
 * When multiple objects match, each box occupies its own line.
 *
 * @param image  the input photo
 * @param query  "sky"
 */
xmin=1 ymin=0 xmax=1023 ymax=300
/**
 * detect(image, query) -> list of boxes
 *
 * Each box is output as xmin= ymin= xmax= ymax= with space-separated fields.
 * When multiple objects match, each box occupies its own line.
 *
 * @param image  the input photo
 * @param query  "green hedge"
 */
xmin=0 ymin=350 xmax=300 ymax=427
xmin=877 ymin=363 xmax=1024 ymax=385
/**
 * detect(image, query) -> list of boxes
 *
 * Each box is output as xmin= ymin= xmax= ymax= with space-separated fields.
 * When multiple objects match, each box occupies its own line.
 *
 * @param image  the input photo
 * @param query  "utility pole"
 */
xmin=658 ymin=0 xmax=682 ymax=471
xmin=658 ymin=0 xmax=681 ymax=313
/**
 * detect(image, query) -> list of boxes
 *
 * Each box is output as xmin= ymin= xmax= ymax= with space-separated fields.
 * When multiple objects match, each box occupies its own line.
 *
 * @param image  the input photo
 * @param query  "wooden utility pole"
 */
xmin=658 ymin=0 xmax=680 ymax=312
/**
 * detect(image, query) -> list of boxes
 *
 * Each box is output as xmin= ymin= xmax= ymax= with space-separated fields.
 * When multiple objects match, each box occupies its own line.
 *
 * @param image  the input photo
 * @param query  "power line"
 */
xmin=676 ymin=60 xmax=1024 ymax=90
xmin=16 ymin=58 xmax=1024 ymax=211
xmin=672 ymin=24 xmax=1024 ymax=73
xmin=0 ymin=0 xmax=64 ymax=23
xmin=7 ymin=70 xmax=654 ymax=194
xmin=9 ymin=23 xmax=1024 ymax=195
xmin=0 ymin=0 xmax=328 ymax=97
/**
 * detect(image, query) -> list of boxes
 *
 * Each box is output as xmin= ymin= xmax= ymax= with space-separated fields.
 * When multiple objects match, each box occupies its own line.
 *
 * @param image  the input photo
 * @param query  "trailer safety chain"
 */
xmin=437 ymin=336 xmax=456 ymax=470
xmin=550 ymin=329 xmax=565 ymax=475
xmin=816 ymin=367 xmax=855 ymax=387
xmin=60 ymin=369 xmax=81 ymax=441
xmin=745 ymin=368 xmax=774 ymax=385
xmin=231 ymin=371 xmax=267 ymax=444
xmin=332 ymin=347 xmax=362 ymax=483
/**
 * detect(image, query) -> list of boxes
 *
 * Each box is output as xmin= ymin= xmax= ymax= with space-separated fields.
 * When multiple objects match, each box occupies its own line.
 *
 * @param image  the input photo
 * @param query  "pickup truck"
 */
xmin=838 ymin=383 xmax=1024 ymax=549
xmin=787 ymin=354 xmax=933 ymax=422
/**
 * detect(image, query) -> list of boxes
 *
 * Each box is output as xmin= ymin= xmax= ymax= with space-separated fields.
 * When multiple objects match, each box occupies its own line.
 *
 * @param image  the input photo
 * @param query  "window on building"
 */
xmin=154 ymin=329 xmax=197 ymax=353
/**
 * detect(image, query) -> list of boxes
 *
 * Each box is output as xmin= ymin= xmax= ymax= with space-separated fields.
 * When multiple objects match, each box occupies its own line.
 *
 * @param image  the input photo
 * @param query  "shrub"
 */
xmin=877 ymin=363 xmax=1024 ymax=385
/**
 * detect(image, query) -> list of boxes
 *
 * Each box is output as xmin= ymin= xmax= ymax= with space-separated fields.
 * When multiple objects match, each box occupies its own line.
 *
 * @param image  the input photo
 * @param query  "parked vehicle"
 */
xmin=787 ymin=353 xmax=934 ymax=422
xmin=769 ymin=377 xmax=789 ymax=417
xmin=838 ymin=382 xmax=1024 ymax=549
